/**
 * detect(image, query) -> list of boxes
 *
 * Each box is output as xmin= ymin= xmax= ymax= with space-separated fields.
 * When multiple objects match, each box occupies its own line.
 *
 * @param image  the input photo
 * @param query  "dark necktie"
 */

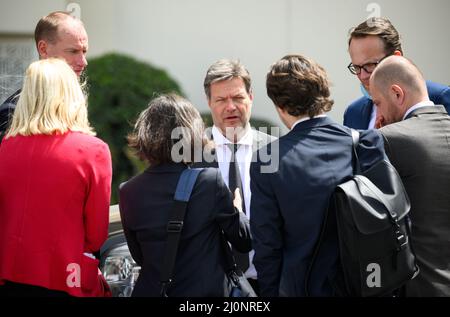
xmin=227 ymin=143 xmax=249 ymax=272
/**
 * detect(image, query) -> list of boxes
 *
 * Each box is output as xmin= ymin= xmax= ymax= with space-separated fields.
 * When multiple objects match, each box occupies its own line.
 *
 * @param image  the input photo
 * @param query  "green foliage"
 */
xmin=86 ymin=53 xmax=183 ymax=203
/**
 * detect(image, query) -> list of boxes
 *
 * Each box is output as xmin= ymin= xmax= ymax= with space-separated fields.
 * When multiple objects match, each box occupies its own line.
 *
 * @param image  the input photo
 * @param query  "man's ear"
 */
xmin=207 ymin=96 xmax=212 ymax=109
xmin=393 ymin=50 xmax=402 ymax=56
xmin=391 ymin=84 xmax=405 ymax=104
xmin=37 ymin=40 xmax=48 ymax=58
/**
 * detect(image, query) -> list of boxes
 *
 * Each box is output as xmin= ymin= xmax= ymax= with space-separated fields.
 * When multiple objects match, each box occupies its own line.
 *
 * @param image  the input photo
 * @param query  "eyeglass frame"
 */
xmin=347 ymin=55 xmax=390 ymax=75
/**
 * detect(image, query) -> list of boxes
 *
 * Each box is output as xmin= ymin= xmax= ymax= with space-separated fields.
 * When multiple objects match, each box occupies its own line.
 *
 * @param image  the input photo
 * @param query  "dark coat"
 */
xmin=119 ymin=164 xmax=252 ymax=297
xmin=380 ymin=105 xmax=450 ymax=296
xmin=343 ymin=81 xmax=450 ymax=129
xmin=250 ymin=117 xmax=386 ymax=296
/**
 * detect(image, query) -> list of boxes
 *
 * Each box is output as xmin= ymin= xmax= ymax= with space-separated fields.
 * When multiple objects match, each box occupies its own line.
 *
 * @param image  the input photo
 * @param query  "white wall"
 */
xmin=1 ymin=0 xmax=449 ymax=132
xmin=0 ymin=0 xmax=67 ymax=33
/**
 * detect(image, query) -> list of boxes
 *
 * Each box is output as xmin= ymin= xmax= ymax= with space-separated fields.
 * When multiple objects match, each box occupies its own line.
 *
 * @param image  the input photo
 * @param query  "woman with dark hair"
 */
xmin=119 ymin=93 xmax=251 ymax=297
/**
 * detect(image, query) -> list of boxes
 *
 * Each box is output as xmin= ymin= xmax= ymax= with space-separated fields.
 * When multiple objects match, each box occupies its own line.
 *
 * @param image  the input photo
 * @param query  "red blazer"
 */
xmin=0 ymin=131 xmax=112 ymax=296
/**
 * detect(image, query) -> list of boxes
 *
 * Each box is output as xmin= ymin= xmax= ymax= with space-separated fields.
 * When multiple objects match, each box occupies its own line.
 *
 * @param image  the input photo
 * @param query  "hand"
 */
xmin=375 ymin=113 xmax=386 ymax=129
xmin=233 ymin=188 xmax=243 ymax=213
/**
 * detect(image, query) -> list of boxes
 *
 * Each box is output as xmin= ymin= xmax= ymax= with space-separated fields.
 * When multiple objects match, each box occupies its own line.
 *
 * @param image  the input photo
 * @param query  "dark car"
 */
xmin=99 ymin=205 xmax=140 ymax=297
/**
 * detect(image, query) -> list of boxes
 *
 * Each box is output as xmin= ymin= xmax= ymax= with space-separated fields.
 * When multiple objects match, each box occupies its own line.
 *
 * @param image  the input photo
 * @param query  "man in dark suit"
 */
xmin=250 ymin=55 xmax=385 ymax=297
xmin=343 ymin=17 xmax=450 ymax=129
xmin=200 ymin=59 xmax=276 ymax=294
xmin=371 ymin=56 xmax=450 ymax=296
xmin=0 ymin=11 xmax=89 ymax=135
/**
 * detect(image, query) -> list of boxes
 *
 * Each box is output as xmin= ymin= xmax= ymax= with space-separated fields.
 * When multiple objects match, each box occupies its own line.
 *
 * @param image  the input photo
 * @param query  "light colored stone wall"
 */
xmin=1 ymin=0 xmax=449 ymax=131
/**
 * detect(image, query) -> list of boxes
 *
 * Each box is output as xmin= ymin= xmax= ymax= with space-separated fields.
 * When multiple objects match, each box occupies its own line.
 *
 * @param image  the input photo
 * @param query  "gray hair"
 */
xmin=203 ymin=59 xmax=252 ymax=99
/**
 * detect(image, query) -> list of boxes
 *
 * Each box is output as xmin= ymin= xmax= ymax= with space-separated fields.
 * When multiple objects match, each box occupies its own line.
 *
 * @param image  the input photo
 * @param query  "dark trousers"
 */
xmin=0 ymin=281 xmax=71 ymax=297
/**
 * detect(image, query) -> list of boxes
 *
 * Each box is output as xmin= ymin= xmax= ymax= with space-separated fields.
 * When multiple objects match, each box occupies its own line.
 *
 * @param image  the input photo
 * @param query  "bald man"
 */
xmin=370 ymin=56 xmax=450 ymax=297
xmin=0 ymin=11 xmax=88 ymax=135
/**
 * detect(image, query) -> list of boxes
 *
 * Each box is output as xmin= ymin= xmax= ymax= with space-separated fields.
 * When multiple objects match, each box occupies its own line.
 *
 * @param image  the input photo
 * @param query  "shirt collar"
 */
xmin=291 ymin=114 xmax=327 ymax=131
xmin=212 ymin=125 xmax=253 ymax=146
xmin=403 ymin=100 xmax=435 ymax=120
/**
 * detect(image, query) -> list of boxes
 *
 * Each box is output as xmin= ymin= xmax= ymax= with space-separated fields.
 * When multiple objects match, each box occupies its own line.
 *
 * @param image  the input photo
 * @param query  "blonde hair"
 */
xmin=6 ymin=58 xmax=95 ymax=137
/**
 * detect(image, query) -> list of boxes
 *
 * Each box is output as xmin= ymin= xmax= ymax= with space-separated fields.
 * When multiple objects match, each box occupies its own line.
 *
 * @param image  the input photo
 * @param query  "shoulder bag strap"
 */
xmin=351 ymin=128 xmax=361 ymax=175
xmin=304 ymin=129 xmax=360 ymax=296
xmin=159 ymin=167 xmax=203 ymax=297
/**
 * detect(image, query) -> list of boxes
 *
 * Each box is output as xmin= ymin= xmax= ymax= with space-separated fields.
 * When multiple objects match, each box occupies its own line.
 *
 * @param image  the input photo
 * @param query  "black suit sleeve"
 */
xmin=249 ymin=156 xmax=284 ymax=297
xmin=0 ymin=90 xmax=20 ymax=134
xmin=213 ymin=169 xmax=252 ymax=253
xmin=119 ymin=187 xmax=144 ymax=266
xmin=356 ymin=129 xmax=387 ymax=172
xmin=433 ymin=85 xmax=450 ymax=114
xmin=0 ymin=102 xmax=14 ymax=134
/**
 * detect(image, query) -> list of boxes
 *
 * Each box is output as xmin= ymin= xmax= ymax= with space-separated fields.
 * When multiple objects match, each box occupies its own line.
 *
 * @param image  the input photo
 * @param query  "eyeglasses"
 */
xmin=347 ymin=55 xmax=389 ymax=75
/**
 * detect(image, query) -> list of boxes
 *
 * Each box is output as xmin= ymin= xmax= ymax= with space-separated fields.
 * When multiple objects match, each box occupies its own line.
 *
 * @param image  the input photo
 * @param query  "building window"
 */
xmin=0 ymin=36 xmax=38 ymax=103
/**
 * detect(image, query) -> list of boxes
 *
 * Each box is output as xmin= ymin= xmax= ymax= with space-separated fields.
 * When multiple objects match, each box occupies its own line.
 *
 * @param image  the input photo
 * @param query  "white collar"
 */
xmin=403 ymin=100 xmax=435 ymax=120
xmin=291 ymin=114 xmax=327 ymax=130
xmin=212 ymin=125 xmax=253 ymax=146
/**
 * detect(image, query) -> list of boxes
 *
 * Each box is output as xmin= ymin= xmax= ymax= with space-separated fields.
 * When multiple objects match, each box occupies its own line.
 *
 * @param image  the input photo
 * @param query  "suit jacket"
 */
xmin=0 ymin=89 xmax=20 ymax=135
xmin=119 ymin=164 xmax=252 ymax=297
xmin=0 ymin=131 xmax=112 ymax=296
xmin=250 ymin=117 xmax=386 ymax=297
xmin=380 ymin=105 xmax=450 ymax=296
xmin=193 ymin=128 xmax=276 ymax=277
xmin=343 ymin=81 xmax=450 ymax=129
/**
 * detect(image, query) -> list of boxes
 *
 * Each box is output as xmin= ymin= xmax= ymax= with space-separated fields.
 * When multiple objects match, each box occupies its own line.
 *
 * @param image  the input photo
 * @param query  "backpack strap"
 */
xmin=305 ymin=129 xmax=361 ymax=296
xmin=159 ymin=167 xmax=203 ymax=297
xmin=351 ymin=129 xmax=362 ymax=175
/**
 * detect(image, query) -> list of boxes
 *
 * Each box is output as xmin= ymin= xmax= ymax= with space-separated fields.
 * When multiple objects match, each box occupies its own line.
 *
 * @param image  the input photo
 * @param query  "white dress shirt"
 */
xmin=211 ymin=126 xmax=257 ymax=279
xmin=368 ymin=105 xmax=377 ymax=129
xmin=291 ymin=114 xmax=327 ymax=130
xmin=369 ymin=100 xmax=435 ymax=128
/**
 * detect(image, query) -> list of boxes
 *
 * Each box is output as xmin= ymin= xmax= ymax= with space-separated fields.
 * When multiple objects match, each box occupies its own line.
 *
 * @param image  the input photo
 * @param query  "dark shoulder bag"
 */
xmin=220 ymin=235 xmax=257 ymax=297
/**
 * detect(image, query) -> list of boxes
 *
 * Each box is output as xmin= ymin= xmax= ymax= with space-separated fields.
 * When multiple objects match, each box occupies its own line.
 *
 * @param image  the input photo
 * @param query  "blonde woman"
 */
xmin=0 ymin=58 xmax=112 ymax=297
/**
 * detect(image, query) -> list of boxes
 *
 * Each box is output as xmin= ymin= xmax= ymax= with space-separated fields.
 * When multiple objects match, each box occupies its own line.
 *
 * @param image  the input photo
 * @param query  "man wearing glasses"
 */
xmin=343 ymin=17 xmax=450 ymax=129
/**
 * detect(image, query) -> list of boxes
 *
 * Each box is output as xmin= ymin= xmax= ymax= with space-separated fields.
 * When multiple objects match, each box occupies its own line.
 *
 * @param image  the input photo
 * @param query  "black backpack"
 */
xmin=306 ymin=130 xmax=419 ymax=297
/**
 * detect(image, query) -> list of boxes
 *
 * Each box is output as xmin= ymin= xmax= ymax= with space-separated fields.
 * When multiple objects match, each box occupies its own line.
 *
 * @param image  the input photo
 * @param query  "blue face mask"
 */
xmin=360 ymin=84 xmax=372 ymax=100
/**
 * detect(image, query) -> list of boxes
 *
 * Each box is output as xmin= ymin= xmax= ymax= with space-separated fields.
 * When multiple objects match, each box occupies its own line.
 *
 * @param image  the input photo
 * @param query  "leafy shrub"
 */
xmin=86 ymin=53 xmax=183 ymax=203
